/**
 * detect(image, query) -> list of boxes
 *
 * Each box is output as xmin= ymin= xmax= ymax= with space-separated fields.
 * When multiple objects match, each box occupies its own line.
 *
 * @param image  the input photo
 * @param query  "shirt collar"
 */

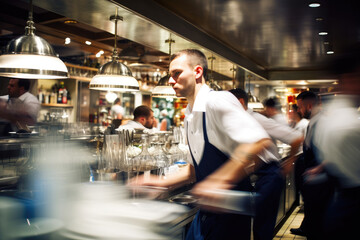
xmin=190 ymin=84 xmax=211 ymax=112
xmin=18 ymin=92 xmax=29 ymax=101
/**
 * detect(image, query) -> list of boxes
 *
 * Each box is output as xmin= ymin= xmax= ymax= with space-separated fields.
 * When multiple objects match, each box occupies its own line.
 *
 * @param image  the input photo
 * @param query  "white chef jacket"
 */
xmin=314 ymin=95 xmax=360 ymax=188
xmin=247 ymin=108 xmax=303 ymax=162
xmin=185 ymin=85 xmax=269 ymax=165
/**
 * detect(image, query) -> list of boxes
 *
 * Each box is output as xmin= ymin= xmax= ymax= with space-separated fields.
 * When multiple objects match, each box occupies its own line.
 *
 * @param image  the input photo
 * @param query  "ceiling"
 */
xmin=1 ymin=0 xmax=359 ymax=88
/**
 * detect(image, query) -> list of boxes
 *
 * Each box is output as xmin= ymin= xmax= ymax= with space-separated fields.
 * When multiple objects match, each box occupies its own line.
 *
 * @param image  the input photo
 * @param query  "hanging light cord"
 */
xmin=110 ymin=9 xmax=123 ymax=60
xmin=25 ymin=0 xmax=35 ymax=35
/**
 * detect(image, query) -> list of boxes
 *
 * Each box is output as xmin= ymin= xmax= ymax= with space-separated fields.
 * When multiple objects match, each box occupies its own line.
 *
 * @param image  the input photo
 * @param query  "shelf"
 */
xmin=41 ymin=103 xmax=73 ymax=108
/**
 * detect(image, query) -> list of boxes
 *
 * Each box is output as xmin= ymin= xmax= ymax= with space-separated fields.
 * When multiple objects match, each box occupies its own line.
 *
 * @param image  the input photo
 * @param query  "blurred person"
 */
xmin=290 ymin=91 xmax=334 ymax=239
xmin=110 ymin=97 xmax=124 ymax=120
xmin=229 ymin=88 xmax=303 ymax=240
xmin=262 ymin=97 xmax=288 ymax=126
xmin=0 ymin=78 xmax=40 ymax=135
xmin=288 ymin=104 xmax=309 ymax=205
xmin=117 ymin=105 xmax=157 ymax=134
xmin=312 ymin=45 xmax=360 ymax=240
xmin=159 ymin=109 xmax=171 ymax=131
xmin=130 ymin=49 xmax=272 ymax=240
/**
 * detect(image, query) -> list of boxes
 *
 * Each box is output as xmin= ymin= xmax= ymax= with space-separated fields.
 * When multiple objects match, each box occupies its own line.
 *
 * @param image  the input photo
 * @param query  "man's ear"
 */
xmin=239 ymin=98 xmax=246 ymax=108
xmin=194 ymin=65 xmax=203 ymax=83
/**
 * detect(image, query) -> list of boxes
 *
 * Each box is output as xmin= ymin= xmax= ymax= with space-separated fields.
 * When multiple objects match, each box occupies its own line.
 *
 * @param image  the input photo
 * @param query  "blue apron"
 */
xmin=186 ymin=112 xmax=252 ymax=240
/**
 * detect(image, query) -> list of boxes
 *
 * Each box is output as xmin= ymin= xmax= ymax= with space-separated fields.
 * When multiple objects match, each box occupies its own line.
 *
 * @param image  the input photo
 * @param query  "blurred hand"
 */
xmin=190 ymin=177 xmax=234 ymax=213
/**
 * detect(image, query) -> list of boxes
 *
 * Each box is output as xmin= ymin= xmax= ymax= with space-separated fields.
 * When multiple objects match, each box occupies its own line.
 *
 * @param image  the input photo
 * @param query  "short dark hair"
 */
xmin=228 ymin=88 xmax=248 ymax=106
xmin=16 ymin=78 xmax=30 ymax=91
xmin=133 ymin=105 xmax=153 ymax=120
xmin=263 ymin=97 xmax=281 ymax=111
xmin=114 ymin=98 xmax=121 ymax=104
xmin=296 ymin=91 xmax=319 ymax=105
xmin=170 ymin=49 xmax=208 ymax=79
xmin=291 ymin=104 xmax=302 ymax=118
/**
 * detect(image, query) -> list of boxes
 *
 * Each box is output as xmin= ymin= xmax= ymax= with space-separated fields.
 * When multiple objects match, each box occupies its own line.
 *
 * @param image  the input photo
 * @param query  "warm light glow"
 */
xmin=152 ymin=85 xmax=176 ymax=98
xmin=0 ymin=54 xmax=68 ymax=79
xmin=96 ymin=50 xmax=104 ymax=58
xmin=319 ymin=32 xmax=328 ymax=36
xmin=65 ymin=37 xmax=71 ymax=44
xmin=90 ymin=75 xmax=139 ymax=92
xmin=327 ymin=51 xmax=334 ymax=55
xmin=85 ymin=41 xmax=92 ymax=45
xmin=105 ymin=91 xmax=118 ymax=103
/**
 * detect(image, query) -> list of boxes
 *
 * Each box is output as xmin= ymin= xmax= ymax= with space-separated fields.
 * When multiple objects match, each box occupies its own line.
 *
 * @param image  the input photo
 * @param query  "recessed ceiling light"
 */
xmin=64 ymin=20 xmax=78 ymax=24
xmin=319 ymin=32 xmax=328 ymax=36
xmin=327 ymin=51 xmax=334 ymax=54
xmin=85 ymin=41 xmax=92 ymax=45
xmin=315 ymin=17 xmax=323 ymax=21
xmin=65 ymin=37 xmax=71 ymax=44
xmin=309 ymin=2 xmax=321 ymax=8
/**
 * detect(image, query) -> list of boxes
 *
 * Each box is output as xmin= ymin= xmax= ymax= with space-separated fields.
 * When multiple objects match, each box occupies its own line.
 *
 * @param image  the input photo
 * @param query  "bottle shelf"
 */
xmin=41 ymin=103 xmax=73 ymax=108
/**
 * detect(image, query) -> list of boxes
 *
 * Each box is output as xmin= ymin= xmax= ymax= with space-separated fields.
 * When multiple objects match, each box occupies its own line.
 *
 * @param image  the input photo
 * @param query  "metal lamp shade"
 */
xmin=152 ymin=74 xmax=176 ymax=98
xmin=247 ymin=92 xmax=264 ymax=109
xmin=90 ymin=59 xmax=139 ymax=92
xmin=0 ymin=34 xmax=68 ymax=79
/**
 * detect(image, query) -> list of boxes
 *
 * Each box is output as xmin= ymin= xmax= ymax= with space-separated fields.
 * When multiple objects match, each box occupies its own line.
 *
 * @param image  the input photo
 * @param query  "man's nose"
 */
xmin=168 ymin=77 xmax=176 ymax=85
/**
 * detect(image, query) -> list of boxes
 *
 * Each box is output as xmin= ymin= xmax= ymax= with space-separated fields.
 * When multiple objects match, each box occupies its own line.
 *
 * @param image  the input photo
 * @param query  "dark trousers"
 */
xmin=324 ymin=187 xmax=360 ymax=240
xmin=253 ymin=162 xmax=284 ymax=240
xmin=300 ymin=178 xmax=334 ymax=240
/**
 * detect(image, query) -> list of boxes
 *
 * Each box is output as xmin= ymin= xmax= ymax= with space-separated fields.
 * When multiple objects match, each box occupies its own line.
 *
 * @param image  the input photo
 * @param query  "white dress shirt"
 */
xmin=13 ymin=92 xmax=40 ymax=123
xmin=117 ymin=120 xmax=158 ymax=134
xmin=315 ymin=95 xmax=360 ymax=188
xmin=111 ymin=104 xmax=125 ymax=119
xmin=185 ymin=85 xmax=269 ymax=165
xmin=248 ymin=109 xmax=303 ymax=162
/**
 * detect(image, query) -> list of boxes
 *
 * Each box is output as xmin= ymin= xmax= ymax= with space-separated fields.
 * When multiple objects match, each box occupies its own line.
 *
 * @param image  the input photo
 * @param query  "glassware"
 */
xmin=131 ymin=134 xmax=157 ymax=174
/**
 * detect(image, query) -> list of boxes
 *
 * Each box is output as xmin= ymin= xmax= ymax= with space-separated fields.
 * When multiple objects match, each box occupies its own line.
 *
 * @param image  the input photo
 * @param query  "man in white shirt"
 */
xmin=131 ymin=49 xmax=271 ymax=240
xmin=262 ymin=97 xmax=288 ymax=126
xmin=229 ymin=88 xmax=304 ymax=240
xmin=110 ymin=98 xmax=124 ymax=120
xmin=117 ymin=105 xmax=157 ymax=134
xmin=0 ymin=78 xmax=40 ymax=134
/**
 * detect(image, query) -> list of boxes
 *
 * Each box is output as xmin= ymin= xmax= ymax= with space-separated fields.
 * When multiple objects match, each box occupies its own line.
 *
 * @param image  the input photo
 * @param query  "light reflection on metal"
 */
xmin=0 ymin=0 xmax=68 ymax=79
xmin=90 ymin=8 xmax=139 ymax=92
xmin=247 ymin=73 xmax=263 ymax=109
xmin=152 ymin=37 xmax=176 ymax=98
xmin=208 ymin=55 xmax=222 ymax=91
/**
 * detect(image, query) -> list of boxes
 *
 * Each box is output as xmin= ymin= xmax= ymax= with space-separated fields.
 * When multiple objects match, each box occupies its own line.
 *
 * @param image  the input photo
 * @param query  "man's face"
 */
xmin=7 ymin=79 xmax=21 ymax=98
xmin=144 ymin=111 xmax=155 ymax=129
xmin=297 ymin=99 xmax=312 ymax=119
xmin=169 ymin=55 xmax=196 ymax=98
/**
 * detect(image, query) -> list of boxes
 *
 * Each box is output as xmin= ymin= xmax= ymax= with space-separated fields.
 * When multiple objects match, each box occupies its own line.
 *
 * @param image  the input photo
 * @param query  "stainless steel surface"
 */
xmin=0 ymin=0 xmax=358 ymax=84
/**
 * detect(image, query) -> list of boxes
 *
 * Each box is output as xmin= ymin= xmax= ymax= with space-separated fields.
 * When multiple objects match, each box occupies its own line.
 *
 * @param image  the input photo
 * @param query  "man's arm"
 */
xmin=128 ymin=163 xmax=196 ymax=189
xmin=190 ymin=138 xmax=271 ymax=201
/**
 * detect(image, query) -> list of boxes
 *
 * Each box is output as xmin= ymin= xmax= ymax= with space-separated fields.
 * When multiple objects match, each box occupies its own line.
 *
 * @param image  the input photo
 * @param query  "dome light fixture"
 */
xmin=90 ymin=9 xmax=139 ymax=92
xmin=208 ymin=55 xmax=222 ymax=91
xmin=246 ymin=73 xmax=264 ymax=109
xmin=0 ymin=0 xmax=68 ymax=79
xmin=152 ymin=37 xmax=176 ymax=98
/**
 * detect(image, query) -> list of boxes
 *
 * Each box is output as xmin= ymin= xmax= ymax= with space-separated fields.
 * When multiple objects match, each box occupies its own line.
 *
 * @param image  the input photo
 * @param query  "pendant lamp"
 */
xmin=151 ymin=38 xmax=176 ymax=98
xmin=208 ymin=55 xmax=222 ymax=91
xmin=0 ymin=0 xmax=68 ymax=79
xmin=89 ymin=10 xmax=139 ymax=92
xmin=247 ymin=73 xmax=264 ymax=109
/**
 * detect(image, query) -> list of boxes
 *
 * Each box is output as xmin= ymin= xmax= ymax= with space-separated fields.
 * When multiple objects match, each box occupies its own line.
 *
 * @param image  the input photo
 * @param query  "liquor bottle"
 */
xmin=62 ymin=86 xmax=68 ymax=104
xmin=57 ymin=82 xmax=64 ymax=104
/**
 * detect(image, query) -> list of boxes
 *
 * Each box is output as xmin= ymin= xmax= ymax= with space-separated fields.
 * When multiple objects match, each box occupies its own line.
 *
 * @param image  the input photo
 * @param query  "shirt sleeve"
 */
xmin=206 ymin=91 xmax=269 ymax=144
xmin=252 ymin=112 xmax=303 ymax=144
